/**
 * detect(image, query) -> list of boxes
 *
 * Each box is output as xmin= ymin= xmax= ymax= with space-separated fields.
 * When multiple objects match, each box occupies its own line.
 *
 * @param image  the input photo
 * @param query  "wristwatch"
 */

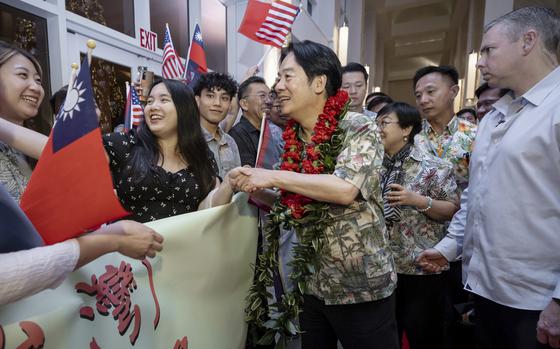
xmin=417 ymin=196 xmax=433 ymax=212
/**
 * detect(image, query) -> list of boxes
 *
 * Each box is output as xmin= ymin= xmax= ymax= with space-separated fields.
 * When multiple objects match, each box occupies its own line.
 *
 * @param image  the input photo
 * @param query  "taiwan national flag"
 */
xmin=20 ymin=58 xmax=129 ymax=245
xmin=183 ymin=24 xmax=208 ymax=87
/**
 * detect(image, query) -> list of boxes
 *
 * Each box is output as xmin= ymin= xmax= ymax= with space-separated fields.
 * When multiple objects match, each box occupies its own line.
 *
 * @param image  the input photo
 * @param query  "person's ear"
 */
xmin=312 ymin=75 xmax=327 ymax=95
xmin=239 ymin=97 xmax=249 ymax=112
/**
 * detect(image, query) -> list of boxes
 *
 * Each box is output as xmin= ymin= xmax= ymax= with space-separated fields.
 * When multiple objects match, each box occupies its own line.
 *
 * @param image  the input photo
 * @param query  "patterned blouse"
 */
xmin=307 ymin=112 xmax=397 ymax=305
xmin=103 ymin=131 xmax=218 ymax=223
xmin=414 ymin=116 xmax=476 ymax=192
xmin=0 ymin=142 xmax=32 ymax=202
xmin=380 ymin=145 xmax=458 ymax=275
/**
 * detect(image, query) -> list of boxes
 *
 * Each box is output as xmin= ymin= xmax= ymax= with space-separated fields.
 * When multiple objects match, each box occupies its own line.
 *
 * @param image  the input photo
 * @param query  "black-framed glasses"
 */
xmin=377 ymin=120 xmax=399 ymax=129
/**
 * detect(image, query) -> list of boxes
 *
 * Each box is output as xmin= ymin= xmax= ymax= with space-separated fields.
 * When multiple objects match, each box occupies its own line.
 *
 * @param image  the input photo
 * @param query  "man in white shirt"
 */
xmin=417 ymin=7 xmax=560 ymax=349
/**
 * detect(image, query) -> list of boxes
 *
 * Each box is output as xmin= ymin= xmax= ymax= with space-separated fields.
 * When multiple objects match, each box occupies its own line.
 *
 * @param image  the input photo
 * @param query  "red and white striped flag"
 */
xmin=238 ymin=0 xmax=300 ymax=48
xmin=162 ymin=24 xmax=184 ymax=79
xmin=124 ymin=83 xmax=144 ymax=131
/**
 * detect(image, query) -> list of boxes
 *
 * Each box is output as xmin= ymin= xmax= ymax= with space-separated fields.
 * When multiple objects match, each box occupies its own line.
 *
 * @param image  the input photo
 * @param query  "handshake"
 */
xmin=415 ymin=248 xmax=450 ymax=273
xmin=227 ymin=166 xmax=274 ymax=194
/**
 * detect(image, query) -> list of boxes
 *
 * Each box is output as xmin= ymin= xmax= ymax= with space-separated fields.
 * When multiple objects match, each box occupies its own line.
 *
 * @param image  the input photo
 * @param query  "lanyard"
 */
xmin=423 ymin=129 xmax=452 ymax=159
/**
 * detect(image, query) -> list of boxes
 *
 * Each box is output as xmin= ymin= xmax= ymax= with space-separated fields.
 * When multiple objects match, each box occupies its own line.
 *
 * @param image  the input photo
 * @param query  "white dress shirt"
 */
xmin=0 ymin=239 xmax=79 ymax=305
xmin=436 ymin=66 xmax=560 ymax=310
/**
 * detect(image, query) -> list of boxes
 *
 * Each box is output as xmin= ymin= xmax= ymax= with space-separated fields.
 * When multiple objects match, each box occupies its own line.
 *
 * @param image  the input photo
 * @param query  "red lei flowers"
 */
xmin=279 ymin=89 xmax=349 ymax=219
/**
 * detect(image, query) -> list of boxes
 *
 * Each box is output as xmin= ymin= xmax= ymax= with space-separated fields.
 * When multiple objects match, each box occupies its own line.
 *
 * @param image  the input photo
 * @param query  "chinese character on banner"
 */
xmin=0 ymin=322 xmax=45 ymax=349
xmin=75 ymin=259 xmax=160 ymax=346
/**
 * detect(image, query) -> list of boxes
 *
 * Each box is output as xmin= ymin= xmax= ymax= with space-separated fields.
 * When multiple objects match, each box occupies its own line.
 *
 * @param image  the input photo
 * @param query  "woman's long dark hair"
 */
xmin=128 ymin=79 xmax=216 ymax=199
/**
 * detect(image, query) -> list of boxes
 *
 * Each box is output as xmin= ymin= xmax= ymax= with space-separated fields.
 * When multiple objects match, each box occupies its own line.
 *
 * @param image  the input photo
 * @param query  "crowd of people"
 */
xmin=0 ymin=5 xmax=559 ymax=349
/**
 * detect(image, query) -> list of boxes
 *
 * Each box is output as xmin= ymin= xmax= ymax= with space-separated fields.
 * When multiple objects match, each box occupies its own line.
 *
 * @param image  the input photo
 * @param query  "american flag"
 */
xmin=255 ymin=1 xmax=300 ymax=48
xmin=162 ymin=24 xmax=184 ymax=79
xmin=124 ymin=84 xmax=144 ymax=131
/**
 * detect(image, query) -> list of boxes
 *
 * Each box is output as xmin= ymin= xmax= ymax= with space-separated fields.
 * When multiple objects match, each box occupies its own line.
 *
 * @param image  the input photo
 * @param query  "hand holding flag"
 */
xmin=20 ymin=54 xmax=129 ymax=244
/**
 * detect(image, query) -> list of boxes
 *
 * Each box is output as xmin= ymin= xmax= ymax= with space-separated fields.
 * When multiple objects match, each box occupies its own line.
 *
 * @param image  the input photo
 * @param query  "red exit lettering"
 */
xmin=139 ymin=28 xmax=157 ymax=52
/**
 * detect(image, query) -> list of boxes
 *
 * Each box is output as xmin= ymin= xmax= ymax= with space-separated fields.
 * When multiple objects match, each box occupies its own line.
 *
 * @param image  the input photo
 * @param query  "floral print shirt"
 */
xmin=307 ymin=112 xmax=397 ymax=305
xmin=0 ymin=142 xmax=32 ymax=202
xmin=414 ymin=116 xmax=476 ymax=192
xmin=379 ymin=145 xmax=458 ymax=275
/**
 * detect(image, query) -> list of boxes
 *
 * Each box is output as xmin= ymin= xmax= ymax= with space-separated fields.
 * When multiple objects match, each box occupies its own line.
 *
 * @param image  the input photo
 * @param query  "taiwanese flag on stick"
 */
xmin=255 ymin=115 xmax=276 ymax=170
xmin=183 ymin=24 xmax=208 ymax=86
xmin=238 ymin=0 xmax=300 ymax=48
xmin=250 ymin=115 xmax=282 ymax=211
xmin=20 ymin=58 xmax=129 ymax=244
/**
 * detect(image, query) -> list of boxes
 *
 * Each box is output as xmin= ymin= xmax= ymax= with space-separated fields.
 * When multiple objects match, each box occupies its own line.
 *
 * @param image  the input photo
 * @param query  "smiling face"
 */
xmin=377 ymin=112 xmax=411 ymax=155
xmin=275 ymin=52 xmax=326 ymax=123
xmin=195 ymin=87 xmax=232 ymax=130
xmin=144 ymin=82 xmax=178 ymax=139
xmin=240 ymin=82 xmax=270 ymax=121
xmin=0 ymin=53 xmax=44 ymax=125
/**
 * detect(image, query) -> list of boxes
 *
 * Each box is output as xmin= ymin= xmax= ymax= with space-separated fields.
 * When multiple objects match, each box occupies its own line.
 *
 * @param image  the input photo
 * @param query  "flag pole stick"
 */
xmin=256 ymin=46 xmax=272 ymax=68
xmin=254 ymin=112 xmax=268 ymax=166
xmin=68 ymin=62 xmax=79 ymax=89
xmin=86 ymin=39 xmax=96 ymax=66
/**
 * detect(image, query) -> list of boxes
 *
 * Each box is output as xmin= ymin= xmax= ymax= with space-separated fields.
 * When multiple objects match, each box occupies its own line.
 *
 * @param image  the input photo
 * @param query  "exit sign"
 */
xmin=139 ymin=27 xmax=157 ymax=52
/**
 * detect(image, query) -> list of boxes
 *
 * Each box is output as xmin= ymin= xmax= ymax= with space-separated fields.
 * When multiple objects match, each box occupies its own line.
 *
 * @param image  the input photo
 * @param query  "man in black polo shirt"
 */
xmin=229 ymin=76 xmax=270 ymax=166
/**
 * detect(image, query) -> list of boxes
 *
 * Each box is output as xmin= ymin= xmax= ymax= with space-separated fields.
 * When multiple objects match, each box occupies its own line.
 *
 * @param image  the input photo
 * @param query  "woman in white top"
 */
xmin=0 ymin=182 xmax=164 ymax=306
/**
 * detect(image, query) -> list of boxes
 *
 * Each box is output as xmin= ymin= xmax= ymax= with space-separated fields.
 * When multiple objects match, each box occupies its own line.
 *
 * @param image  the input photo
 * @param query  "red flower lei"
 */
xmin=278 ymin=89 xmax=349 ymax=219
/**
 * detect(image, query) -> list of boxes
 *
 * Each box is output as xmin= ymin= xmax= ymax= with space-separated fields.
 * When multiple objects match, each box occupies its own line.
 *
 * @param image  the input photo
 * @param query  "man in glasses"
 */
xmin=229 ymin=76 xmax=270 ymax=166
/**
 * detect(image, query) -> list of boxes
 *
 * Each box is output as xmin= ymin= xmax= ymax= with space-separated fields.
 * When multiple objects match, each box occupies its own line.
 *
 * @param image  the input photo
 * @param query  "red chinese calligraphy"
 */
xmin=76 ymin=259 xmax=160 ymax=346
xmin=75 ymin=261 xmax=141 ymax=345
xmin=89 ymin=337 xmax=101 ymax=349
xmin=16 ymin=321 xmax=45 ymax=349
xmin=142 ymin=258 xmax=160 ymax=329
xmin=173 ymin=336 xmax=188 ymax=349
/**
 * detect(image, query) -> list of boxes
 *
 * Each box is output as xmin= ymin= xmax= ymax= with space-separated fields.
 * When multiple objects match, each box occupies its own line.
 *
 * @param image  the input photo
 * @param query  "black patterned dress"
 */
xmin=103 ymin=131 xmax=217 ymax=223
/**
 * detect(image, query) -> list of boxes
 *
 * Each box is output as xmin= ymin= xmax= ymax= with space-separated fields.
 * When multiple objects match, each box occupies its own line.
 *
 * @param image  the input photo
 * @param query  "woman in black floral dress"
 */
xmin=0 ymin=78 xmax=234 ymax=223
xmin=103 ymin=79 xmax=234 ymax=222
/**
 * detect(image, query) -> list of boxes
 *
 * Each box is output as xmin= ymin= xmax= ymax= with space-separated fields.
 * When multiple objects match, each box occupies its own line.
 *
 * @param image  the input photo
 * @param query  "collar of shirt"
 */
xmin=491 ymin=66 xmax=560 ymax=123
xmin=202 ymin=125 xmax=228 ymax=146
xmin=362 ymin=108 xmax=377 ymax=118
xmin=238 ymin=115 xmax=260 ymax=134
xmin=409 ymin=144 xmax=426 ymax=162
xmin=422 ymin=115 xmax=458 ymax=137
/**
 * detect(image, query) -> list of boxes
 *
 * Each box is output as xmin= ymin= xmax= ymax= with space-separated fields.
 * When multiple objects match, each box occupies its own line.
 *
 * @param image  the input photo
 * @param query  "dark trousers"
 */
xmin=443 ymin=261 xmax=475 ymax=349
xmin=474 ymin=295 xmax=550 ymax=349
xmin=300 ymin=293 xmax=399 ymax=349
xmin=396 ymin=273 xmax=445 ymax=349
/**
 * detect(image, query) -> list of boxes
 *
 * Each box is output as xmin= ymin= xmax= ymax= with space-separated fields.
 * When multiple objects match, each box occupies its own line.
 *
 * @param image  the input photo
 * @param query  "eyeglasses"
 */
xmin=243 ymin=93 xmax=268 ymax=101
xmin=377 ymin=120 xmax=399 ymax=129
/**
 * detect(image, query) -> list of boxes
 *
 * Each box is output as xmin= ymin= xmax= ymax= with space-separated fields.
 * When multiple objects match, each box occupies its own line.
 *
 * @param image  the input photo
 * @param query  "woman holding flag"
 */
xmin=0 ymin=73 xmax=234 ymax=222
xmin=0 ymin=41 xmax=164 ymax=305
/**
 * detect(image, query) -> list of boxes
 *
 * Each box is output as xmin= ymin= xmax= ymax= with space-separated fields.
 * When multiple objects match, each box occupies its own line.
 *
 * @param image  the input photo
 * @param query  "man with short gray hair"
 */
xmin=417 ymin=6 xmax=560 ymax=349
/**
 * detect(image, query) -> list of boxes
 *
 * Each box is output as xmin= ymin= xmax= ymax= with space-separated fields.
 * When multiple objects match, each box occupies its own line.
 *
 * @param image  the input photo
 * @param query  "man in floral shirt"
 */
xmin=413 ymin=65 xmax=476 ymax=348
xmin=230 ymin=41 xmax=398 ymax=348
xmin=413 ymin=65 xmax=476 ymax=193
